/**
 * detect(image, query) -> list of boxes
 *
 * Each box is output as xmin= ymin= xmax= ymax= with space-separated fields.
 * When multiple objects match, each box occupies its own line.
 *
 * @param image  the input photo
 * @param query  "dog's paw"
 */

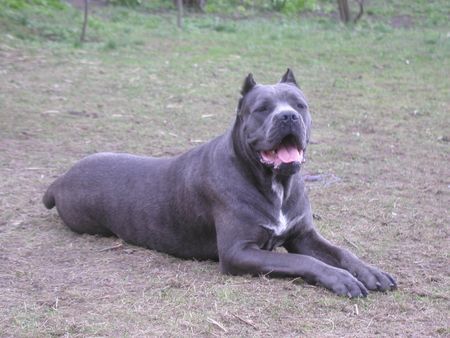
xmin=317 ymin=267 xmax=368 ymax=298
xmin=353 ymin=265 xmax=397 ymax=292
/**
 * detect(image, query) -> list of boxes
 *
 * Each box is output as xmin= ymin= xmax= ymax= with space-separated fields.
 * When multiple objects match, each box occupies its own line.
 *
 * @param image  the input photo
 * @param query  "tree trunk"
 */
xmin=174 ymin=0 xmax=206 ymax=12
xmin=80 ymin=0 xmax=88 ymax=42
xmin=176 ymin=0 xmax=183 ymax=28
xmin=337 ymin=0 xmax=350 ymax=23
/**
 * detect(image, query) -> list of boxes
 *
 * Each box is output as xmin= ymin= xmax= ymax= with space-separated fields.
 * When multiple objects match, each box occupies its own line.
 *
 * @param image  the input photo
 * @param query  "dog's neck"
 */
xmin=230 ymin=122 xmax=298 ymax=205
xmin=252 ymin=167 xmax=297 ymax=208
xmin=271 ymin=173 xmax=295 ymax=204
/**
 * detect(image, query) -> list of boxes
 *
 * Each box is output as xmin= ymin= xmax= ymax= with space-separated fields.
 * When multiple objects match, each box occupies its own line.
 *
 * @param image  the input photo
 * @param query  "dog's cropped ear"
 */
xmin=280 ymin=68 xmax=298 ymax=87
xmin=237 ymin=73 xmax=257 ymax=115
xmin=241 ymin=73 xmax=256 ymax=96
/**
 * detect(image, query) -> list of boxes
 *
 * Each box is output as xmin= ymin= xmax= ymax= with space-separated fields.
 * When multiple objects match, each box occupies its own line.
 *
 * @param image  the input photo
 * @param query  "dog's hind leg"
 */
xmin=44 ymin=180 xmax=114 ymax=237
xmin=55 ymin=201 xmax=114 ymax=237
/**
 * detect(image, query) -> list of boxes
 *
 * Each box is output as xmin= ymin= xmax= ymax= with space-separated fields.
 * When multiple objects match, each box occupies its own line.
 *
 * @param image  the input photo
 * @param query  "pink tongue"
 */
xmin=277 ymin=145 xmax=302 ymax=163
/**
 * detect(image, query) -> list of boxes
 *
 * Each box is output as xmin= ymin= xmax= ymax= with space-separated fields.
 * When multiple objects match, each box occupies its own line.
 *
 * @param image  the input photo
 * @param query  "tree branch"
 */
xmin=353 ymin=0 xmax=364 ymax=23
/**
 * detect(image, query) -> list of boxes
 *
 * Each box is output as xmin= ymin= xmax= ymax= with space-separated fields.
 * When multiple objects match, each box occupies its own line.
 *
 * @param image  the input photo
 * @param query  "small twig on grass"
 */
xmin=303 ymin=174 xmax=324 ymax=182
xmin=289 ymin=276 xmax=304 ymax=284
xmin=231 ymin=313 xmax=258 ymax=330
xmin=207 ymin=317 xmax=228 ymax=333
xmin=343 ymin=236 xmax=360 ymax=250
xmin=98 ymin=243 xmax=123 ymax=252
xmin=354 ymin=303 xmax=359 ymax=316
xmin=325 ymin=318 xmax=335 ymax=331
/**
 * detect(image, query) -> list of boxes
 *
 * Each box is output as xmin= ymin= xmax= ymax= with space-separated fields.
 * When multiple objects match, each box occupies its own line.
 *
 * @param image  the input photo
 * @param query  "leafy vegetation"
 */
xmin=0 ymin=0 xmax=448 ymax=47
xmin=2 ymin=0 xmax=65 ymax=9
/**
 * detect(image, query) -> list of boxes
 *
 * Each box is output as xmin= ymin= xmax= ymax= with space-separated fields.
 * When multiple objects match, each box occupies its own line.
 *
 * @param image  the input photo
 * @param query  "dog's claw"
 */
xmin=352 ymin=265 xmax=398 ymax=292
xmin=361 ymin=287 xmax=368 ymax=297
xmin=385 ymin=273 xmax=398 ymax=289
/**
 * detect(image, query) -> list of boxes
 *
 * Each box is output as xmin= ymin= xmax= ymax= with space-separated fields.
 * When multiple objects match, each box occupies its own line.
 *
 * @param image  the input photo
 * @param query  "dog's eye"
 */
xmin=297 ymin=103 xmax=307 ymax=110
xmin=253 ymin=106 xmax=268 ymax=114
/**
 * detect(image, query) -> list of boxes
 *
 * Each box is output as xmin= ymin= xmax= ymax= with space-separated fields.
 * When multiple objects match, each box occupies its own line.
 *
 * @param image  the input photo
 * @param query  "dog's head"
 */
xmin=234 ymin=69 xmax=311 ymax=176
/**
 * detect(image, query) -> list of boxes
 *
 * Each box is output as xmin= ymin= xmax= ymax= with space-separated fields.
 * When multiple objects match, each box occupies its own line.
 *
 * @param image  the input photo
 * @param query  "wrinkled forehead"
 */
xmin=245 ymin=83 xmax=307 ymax=108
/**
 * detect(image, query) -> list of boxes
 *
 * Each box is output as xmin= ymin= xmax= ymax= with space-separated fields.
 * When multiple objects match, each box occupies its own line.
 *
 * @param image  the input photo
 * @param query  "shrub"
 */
xmin=2 ymin=0 xmax=65 ymax=9
xmin=275 ymin=0 xmax=317 ymax=13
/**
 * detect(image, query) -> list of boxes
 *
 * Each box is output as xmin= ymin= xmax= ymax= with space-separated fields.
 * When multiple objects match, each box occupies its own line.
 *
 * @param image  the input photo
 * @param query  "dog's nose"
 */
xmin=279 ymin=111 xmax=299 ymax=123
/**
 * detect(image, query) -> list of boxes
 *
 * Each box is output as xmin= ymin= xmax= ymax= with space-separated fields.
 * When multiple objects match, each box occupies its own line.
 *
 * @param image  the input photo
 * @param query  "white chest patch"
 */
xmin=260 ymin=181 xmax=305 ymax=236
xmin=275 ymin=211 xmax=289 ymax=236
xmin=262 ymin=212 xmax=305 ymax=236
xmin=271 ymin=181 xmax=284 ymax=201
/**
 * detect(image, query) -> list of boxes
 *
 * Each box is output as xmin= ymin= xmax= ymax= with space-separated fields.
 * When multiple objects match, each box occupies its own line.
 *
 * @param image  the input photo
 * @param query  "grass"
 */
xmin=0 ymin=0 xmax=449 ymax=336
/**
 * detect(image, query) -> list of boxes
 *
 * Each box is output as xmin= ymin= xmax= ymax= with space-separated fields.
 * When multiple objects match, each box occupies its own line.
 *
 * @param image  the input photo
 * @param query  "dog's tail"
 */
xmin=42 ymin=177 xmax=61 ymax=209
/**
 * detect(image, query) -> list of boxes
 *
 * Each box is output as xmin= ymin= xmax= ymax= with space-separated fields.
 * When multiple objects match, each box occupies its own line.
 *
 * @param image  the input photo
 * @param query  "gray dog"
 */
xmin=43 ymin=69 xmax=396 ymax=297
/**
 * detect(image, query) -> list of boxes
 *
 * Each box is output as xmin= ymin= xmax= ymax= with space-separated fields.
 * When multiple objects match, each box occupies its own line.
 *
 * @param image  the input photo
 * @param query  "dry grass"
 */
xmin=0 ymin=3 xmax=449 ymax=336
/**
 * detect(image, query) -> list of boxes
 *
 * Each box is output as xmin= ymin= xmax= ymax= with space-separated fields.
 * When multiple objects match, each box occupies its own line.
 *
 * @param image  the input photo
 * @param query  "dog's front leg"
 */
xmin=284 ymin=229 xmax=397 ymax=292
xmin=219 ymin=242 xmax=368 ymax=297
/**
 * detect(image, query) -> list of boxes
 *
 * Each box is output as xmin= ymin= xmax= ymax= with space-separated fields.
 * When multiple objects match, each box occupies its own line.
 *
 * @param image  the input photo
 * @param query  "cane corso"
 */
xmin=43 ymin=69 xmax=396 ymax=297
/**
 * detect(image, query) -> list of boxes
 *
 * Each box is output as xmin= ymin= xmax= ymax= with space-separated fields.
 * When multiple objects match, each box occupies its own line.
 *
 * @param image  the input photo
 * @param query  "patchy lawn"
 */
xmin=0 ymin=1 xmax=449 ymax=336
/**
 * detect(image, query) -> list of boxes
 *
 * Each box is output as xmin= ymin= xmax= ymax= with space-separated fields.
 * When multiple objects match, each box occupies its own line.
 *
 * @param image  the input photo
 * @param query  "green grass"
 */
xmin=0 ymin=1 xmax=449 ymax=336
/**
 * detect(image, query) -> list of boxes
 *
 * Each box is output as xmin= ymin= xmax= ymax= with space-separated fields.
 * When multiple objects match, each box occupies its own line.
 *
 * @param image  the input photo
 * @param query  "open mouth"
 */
xmin=259 ymin=134 xmax=304 ymax=169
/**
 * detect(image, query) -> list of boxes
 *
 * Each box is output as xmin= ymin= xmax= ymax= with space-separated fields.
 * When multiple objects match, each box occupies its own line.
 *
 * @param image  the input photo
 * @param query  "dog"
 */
xmin=43 ymin=69 xmax=396 ymax=297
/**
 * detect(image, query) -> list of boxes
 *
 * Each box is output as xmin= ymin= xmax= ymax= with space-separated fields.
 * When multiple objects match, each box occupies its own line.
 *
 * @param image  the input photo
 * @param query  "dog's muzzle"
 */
xmin=258 ymin=110 xmax=306 ymax=175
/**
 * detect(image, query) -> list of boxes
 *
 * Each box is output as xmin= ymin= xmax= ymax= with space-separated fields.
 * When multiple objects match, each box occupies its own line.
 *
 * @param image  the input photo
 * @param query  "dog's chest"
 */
xmin=260 ymin=212 xmax=292 ymax=251
xmin=262 ymin=211 xmax=292 ymax=237
xmin=259 ymin=181 xmax=303 ymax=249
